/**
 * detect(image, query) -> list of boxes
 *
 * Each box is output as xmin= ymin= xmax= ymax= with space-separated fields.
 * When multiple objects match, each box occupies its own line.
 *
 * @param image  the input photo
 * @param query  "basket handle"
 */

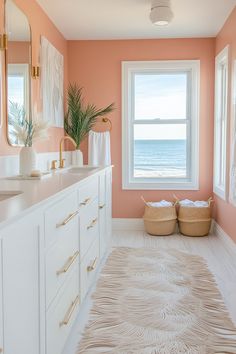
xmin=141 ymin=195 xmax=149 ymax=206
xmin=208 ymin=197 xmax=214 ymax=206
xmin=173 ymin=194 xmax=179 ymax=206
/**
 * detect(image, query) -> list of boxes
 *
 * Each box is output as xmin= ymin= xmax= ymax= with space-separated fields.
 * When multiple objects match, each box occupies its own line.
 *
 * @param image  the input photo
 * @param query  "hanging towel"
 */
xmin=88 ymin=131 xmax=111 ymax=166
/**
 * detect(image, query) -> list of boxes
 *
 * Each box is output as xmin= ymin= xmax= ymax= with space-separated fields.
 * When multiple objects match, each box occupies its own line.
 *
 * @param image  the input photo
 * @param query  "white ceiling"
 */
xmin=36 ymin=0 xmax=236 ymax=40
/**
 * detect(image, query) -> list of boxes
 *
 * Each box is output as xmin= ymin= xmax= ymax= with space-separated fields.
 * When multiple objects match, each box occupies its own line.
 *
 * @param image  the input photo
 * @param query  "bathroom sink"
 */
xmin=0 ymin=191 xmax=23 ymax=202
xmin=66 ymin=166 xmax=99 ymax=174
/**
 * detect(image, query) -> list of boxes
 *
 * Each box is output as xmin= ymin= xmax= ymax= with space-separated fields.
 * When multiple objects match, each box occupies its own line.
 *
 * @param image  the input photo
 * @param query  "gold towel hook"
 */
xmin=102 ymin=117 xmax=112 ymax=131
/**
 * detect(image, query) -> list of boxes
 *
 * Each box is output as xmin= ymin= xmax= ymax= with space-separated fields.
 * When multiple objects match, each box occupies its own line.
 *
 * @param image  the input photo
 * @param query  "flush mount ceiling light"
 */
xmin=150 ymin=0 xmax=174 ymax=26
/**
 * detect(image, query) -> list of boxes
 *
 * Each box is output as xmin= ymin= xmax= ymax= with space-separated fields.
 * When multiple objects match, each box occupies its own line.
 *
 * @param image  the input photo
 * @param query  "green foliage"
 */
xmin=64 ymin=84 xmax=114 ymax=148
xmin=8 ymin=102 xmax=34 ymax=147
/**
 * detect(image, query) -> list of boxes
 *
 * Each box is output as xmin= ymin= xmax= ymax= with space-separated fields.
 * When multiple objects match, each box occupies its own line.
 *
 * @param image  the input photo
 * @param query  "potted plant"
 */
xmin=64 ymin=83 xmax=114 ymax=166
xmin=9 ymin=102 xmax=49 ymax=175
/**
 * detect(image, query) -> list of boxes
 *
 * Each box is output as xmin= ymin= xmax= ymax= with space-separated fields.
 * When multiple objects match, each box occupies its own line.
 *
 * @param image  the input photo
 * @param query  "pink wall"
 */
xmin=0 ymin=0 xmax=67 ymax=155
xmin=215 ymin=7 xmax=236 ymax=242
xmin=8 ymin=42 xmax=30 ymax=63
xmin=68 ymin=38 xmax=215 ymax=218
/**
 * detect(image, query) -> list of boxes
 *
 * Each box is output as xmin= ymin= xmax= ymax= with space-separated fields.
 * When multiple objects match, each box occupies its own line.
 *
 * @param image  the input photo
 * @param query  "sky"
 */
xmin=134 ymin=73 xmax=187 ymax=140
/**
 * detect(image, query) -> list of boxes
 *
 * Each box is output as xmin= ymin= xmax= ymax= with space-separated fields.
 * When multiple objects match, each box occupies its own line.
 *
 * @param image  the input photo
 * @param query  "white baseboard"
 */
xmin=112 ymin=218 xmax=144 ymax=231
xmin=112 ymin=218 xmax=179 ymax=233
xmin=213 ymin=221 xmax=236 ymax=258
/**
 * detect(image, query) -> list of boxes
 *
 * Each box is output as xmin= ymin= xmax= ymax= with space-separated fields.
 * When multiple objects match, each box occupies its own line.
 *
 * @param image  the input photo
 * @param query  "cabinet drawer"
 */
xmin=78 ymin=176 xmax=98 ymax=207
xmin=45 ymin=192 xmax=78 ymax=248
xmin=79 ymin=198 xmax=99 ymax=258
xmin=46 ymin=231 xmax=79 ymax=308
xmin=80 ymin=237 xmax=100 ymax=302
xmin=47 ymin=269 xmax=80 ymax=354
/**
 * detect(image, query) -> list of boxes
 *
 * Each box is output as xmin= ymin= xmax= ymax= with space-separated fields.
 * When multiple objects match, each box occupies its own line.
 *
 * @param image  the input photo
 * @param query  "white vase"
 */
xmin=19 ymin=146 xmax=37 ymax=176
xmin=72 ymin=149 xmax=83 ymax=166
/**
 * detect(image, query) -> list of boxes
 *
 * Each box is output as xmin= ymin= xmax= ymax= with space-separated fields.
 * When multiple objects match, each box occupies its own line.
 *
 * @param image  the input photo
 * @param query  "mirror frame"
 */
xmin=4 ymin=0 xmax=32 ymax=147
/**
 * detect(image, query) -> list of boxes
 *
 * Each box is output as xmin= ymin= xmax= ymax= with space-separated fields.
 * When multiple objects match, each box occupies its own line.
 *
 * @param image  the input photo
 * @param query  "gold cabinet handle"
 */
xmin=0 ymin=348 xmax=3 ymax=353
xmin=87 ymin=257 xmax=98 ymax=272
xmin=99 ymin=204 xmax=106 ymax=209
xmin=59 ymin=295 xmax=80 ymax=327
xmin=56 ymin=251 xmax=79 ymax=275
xmin=87 ymin=218 xmax=98 ymax=230
xmin=56 ymin=210 xmax=78 ymax=228
xmin=80 ymin=197 xmax=91 ymax=206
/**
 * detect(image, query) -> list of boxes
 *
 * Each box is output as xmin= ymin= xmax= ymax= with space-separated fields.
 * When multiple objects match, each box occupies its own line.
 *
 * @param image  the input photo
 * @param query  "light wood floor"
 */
xmin=63 ymin=231 xmax=236 ymax=354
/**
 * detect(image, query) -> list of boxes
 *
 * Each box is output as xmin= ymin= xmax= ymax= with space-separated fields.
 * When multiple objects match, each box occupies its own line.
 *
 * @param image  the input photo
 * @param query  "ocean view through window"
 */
xmin=122 ymin=61 xmax=200 ymax=190
xmin=134 ymin=139 xmax=186 ymax=178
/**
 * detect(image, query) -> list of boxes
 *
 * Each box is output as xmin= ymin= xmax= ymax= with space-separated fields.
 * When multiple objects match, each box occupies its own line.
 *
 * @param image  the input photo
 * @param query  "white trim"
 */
xmin=112 ymin=218 xmax=179 ymax=233
xmin=112 ymin=218 xmax=218 ymax=234
xmin=213 ymin=46 xmax=229 ymax=201
xmin=112 ymin=218 xmax=144 ymax=231
xmin=213 ymin=221 xmax=236 ymax=259
xmin=229 ymin=59 xmax=236 ymax=206
xmin=122 ymin=60 xmax=200 ymax=190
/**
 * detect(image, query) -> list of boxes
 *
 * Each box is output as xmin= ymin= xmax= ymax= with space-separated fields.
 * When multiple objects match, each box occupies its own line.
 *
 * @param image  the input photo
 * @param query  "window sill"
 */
xmin=122 ymin=180 xmax=199 ymax=191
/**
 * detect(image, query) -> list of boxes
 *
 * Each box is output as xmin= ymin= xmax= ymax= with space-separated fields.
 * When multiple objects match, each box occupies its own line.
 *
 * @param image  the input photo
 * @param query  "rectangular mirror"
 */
xmin=5 ymin=0 xmax=32 ymax=146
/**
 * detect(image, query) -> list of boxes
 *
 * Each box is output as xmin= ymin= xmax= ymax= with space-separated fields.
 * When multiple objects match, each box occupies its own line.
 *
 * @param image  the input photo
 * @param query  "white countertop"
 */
xmin=0 ymin=166 xmax=109 ymax=229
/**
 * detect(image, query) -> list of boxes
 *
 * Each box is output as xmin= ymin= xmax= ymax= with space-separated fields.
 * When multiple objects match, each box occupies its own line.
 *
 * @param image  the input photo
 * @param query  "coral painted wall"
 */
xmin=214 ymin=7 xmax=236 ymax=242
xmin=8 ymin=42 xmax=30 ymax=63
xmin=0 ymin=0 xmax=67 ymax=155
xmin=68 ymin=38 xmax=215 ymax=218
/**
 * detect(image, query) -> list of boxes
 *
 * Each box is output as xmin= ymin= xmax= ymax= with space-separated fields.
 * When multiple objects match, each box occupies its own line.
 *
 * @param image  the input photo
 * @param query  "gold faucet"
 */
xmin=59 ymin=136 xmax=77 ymax=168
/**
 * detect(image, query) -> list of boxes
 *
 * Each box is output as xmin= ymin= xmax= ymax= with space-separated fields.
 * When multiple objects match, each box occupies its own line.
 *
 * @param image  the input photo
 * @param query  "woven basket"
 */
xmin=178 ymin=198 xmax=213 ymax=237
xmin=142 ymin=197 xmax=177 ymax=236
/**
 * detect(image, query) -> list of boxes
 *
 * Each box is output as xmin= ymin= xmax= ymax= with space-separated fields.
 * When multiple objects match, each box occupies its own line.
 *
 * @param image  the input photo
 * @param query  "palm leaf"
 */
xmin=64 ymin=83 xmax=114 ymax=148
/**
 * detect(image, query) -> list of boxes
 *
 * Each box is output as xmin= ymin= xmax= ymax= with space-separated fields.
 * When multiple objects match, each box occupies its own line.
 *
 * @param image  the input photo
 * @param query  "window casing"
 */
xmin=122 ymin=60 xmax=200 ymax=190
xmin=213 ymin=46 xmax=229 ymax=200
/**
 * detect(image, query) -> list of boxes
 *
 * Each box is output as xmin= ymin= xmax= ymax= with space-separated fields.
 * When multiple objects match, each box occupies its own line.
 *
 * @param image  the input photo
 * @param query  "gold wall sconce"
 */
xmin=32 ymin=66 xmax=40 ymax=79
xmin=0 ymin=34 xmax=8 ymax=50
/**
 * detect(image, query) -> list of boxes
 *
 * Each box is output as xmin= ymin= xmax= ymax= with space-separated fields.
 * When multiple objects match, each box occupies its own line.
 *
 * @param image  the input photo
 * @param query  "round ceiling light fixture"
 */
xmin=150 ymin=0 xmax=174 ymax=26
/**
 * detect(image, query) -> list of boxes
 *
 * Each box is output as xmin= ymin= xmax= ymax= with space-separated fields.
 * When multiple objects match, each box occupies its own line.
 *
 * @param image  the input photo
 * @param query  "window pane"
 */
xmin=134 ymin=73 xmax=187 ymax=120
xmin=8 ymin=75 xmax=25 ymax=107
xmin=134 ymin=124 xmax=187 ymax=178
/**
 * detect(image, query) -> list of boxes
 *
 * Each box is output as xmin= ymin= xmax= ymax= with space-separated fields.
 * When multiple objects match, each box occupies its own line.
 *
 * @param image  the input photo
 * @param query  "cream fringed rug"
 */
xmin=77 ymin=247 xmax=236 ymax=354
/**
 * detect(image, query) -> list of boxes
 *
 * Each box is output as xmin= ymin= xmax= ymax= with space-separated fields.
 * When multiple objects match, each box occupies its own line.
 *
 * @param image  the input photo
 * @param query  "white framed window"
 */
xmin=8 ymin=63 xmax=29 ymax=115
xmin=214 ymin=46 xmax=229 ymax=200
xmin=7 ymin=63 xmax=30 ymax=145
xmin=122 ymin=60 xmax=200 ymax=190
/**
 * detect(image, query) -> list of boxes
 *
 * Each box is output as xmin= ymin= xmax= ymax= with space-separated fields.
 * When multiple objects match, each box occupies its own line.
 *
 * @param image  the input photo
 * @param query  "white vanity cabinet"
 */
xmin=0 ymin=211 xmax=44 ymax=354
xmin=78 ymin=175 xmax=100 ymax=301
xmin=0 ymin=166 xmax=112 ymax=354
xmin=44 ymin=191 xmax=80 ymax=354
xmin=44 ymin=191 xmax=79 ymax=308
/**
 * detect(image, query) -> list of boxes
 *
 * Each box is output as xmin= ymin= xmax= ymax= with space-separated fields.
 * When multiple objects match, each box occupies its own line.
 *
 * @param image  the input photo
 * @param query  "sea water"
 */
xmin=134 ymin=140 xmax=186 ymax=178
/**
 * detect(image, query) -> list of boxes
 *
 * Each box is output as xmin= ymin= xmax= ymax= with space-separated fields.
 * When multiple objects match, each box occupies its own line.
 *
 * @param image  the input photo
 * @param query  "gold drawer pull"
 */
xmin=87 ymin=218 xmax=98 ymax=230
xmin=87 ymin=257 xmax=98 ymax=272
xmin=56 ymin=210 xmax=78 ymax=228
xmin=80 ymin=197 xmax=91 ymax=206
xmin=59 ymin=295 xmax=80 ymax=327
xmin=99 ymin=204 xmax=106 ymax=209
xmin=56 ymin=251 xmax=79 ymax=275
